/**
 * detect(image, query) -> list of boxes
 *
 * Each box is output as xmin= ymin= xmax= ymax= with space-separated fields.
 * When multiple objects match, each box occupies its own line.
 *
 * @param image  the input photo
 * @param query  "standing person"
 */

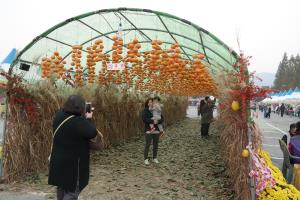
xmin=275 ymin=105 xmax=280 ymax=115
xmin=289 ymin=107 xmax=294 ymax=116
xmin=282 ymin=123 xmax=297 ymax=145
xmin=199 ymin=99 xmax=205 ymax=117
xmin=280 ymin=103 xmax=285 ymax=117
xmin=142 ymin=98 xmax=164 ymax=165
xmin=48 ymin=95 xmax=97 ymax=200
xmin=263 ymin=105 xmax=267 ymax=118
xmin=196 ymin=100 xmax=201 ymax=117
xmin=200 ymin=96 xmax=216 ymax=138
xmin=268 ymin=106 xmax=272 ymax=118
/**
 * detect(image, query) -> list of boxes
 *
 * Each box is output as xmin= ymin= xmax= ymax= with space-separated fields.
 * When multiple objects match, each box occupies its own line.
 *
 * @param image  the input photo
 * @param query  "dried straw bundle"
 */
xmin=215 ymin=73 xmax=262 ymax=200
xmin=3 ymin=82 xmax=188 ymax=181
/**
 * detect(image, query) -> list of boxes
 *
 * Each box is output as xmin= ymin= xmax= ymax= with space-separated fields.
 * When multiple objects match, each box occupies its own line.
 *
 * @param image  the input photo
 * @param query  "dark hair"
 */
xmin=153 ymin=96 xmax=161 ymax=101
xmin=144 ymin=98 xmax=153 ymax=108
xmin=63 ymin=95 xmax=86 ymax=116
xmin=205 ymin=96 xmax=210 ymax=101
xmin=290 ymin=123 xmax=297 ymax=130
xmin=200 ymin=99 xmax=205 ymax=106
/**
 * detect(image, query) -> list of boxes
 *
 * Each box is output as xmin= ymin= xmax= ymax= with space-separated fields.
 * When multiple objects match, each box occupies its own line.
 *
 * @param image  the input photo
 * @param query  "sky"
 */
xmin=1 ymin=0 xmax=300 ymax=73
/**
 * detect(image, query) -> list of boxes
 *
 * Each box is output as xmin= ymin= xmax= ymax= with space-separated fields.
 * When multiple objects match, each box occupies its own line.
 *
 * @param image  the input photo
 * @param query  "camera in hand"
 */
xmin=86 ymin=103 xmax=92 ymax=113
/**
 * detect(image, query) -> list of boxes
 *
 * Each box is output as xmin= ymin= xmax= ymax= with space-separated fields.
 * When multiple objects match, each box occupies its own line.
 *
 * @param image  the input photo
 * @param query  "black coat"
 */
xmin=201 ymin=100 xmax=215 ymax=124
xmin=199 ymin=100 xmax=205 ymax=115
xmin=48 ymin=110 xmax=97 ymax=192
xmin=142 ymin=107 xmax=164 ymax=133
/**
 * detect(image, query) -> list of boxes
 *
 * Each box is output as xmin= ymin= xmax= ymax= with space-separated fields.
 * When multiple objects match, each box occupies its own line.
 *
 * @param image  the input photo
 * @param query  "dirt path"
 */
xmin=0 ymin=118 xmax=233 ymax=200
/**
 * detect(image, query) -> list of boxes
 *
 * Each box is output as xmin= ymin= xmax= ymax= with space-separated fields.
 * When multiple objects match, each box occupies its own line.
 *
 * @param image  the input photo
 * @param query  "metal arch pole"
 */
xmin=198 ymin=31 xmax=211 ymax=65
xmin=248 ymin=125 xmax=256 ymax=200
xmin=76 ymin=19 xmax=114 ymax=42
xmin=45 ymin=37 xmax=73 ymax=48
xmin=98 ymin=13 xmax=115 ymax=32
xmin=116 ymin=11 xmax=152 ymax=42
xmin=247 ymin=102 xmax=256 ymax=200
xmin=156 ymin=14 xmax=192 ymax=61
xmin=0 ymin=87 xmax=8 ymax=178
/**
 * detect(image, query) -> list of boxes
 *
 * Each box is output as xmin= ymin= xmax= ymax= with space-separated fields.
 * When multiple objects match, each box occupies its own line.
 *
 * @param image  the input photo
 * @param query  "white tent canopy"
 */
xmin=283 ymin=92 xmax=300 ymax=104
xmin=261 ymin=90 xmax=300 ymax=104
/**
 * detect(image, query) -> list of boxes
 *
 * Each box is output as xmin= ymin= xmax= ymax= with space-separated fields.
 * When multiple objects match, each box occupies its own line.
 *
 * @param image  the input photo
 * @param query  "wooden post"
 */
xmin=248 ymin=119 xmax=256 ymax=200
xmin=0 ymin=94 xmax=8 ymax=178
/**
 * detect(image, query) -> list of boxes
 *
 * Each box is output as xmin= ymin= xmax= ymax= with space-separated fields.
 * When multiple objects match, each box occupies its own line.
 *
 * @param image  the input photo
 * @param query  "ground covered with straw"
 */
xmin=0 ymin=118 xmax=233 ymax=200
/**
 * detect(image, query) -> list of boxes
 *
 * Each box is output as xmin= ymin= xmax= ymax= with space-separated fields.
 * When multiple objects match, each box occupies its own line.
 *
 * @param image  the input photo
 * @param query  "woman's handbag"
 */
xmin=89 ymin=129 xmax=105 ymax=151
xmin=49 ymin=115 xmax=75 ymax=161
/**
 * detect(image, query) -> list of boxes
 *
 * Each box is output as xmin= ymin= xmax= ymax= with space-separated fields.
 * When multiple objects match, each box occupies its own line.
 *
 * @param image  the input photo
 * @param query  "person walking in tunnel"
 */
xmin=198 ymin=99 xmax=205 ymax=117
xmin=142 ymin=98 xmax=164 ymax=165
xmin=196 ymin=100 xmax=201 ymax=117
xmin=48 ymin=95 xmax=97 ymax=200
xmin=200 ymin=96 xmax=216 ymax=138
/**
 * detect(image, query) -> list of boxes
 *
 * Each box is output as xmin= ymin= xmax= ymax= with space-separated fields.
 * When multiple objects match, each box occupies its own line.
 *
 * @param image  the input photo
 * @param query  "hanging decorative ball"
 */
xmin=231 ymin=100 xmax=240 ymax=111
xmin=242 ymin=149 xmax=249 ymax=158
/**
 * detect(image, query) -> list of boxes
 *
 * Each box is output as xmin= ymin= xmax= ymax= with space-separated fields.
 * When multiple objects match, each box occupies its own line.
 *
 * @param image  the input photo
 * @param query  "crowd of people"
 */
xmin=259 ymin=103 xmax=300 ymax=118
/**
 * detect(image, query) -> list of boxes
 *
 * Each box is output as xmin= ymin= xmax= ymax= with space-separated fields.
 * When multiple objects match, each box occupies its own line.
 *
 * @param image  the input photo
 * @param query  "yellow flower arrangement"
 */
xmin=259 ymin=150 xmax=300 ymax=200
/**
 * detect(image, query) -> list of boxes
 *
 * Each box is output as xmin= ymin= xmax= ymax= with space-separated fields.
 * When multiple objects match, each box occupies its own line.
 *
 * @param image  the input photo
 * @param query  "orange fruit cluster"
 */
xmin=40 ymin=37 xmax=218 ymax=96
xmin=125 ymin=38 xmax=141 ymax=64
xmin=86 ymin=39 xmax=105 ymax=84
xmin=41 ymin=51 xmax=66 ymax=79
xmin=70 ymin=45 xmax=83 ymax=86
xmin=111 ymin=35 xmax=124 ymax=63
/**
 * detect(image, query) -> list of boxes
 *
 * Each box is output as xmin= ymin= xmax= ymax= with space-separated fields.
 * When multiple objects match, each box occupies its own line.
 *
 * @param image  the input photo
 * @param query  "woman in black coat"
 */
xmin=48 ymin=95 xmax=97 ymax=200
xmin=142 ymin=98 xmax=164 ymax=165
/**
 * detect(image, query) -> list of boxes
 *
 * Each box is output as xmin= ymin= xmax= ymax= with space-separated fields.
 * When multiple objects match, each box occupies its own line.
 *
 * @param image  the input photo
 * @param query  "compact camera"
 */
xmin=86 ymin=102 xmax=92 ymax=113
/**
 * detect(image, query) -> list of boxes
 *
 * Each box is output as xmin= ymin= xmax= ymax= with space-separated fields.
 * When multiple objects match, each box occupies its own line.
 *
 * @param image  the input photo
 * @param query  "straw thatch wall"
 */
xmin=215 ymin=73 xmax=262 ymax=200
xmin=3 ymin=82 xmax=188 ymax=181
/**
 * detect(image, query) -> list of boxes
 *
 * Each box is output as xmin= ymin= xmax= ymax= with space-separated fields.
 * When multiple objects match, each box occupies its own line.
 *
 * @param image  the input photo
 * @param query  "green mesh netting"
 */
xmin=11 ymin=8 xmax=237 ymax=81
